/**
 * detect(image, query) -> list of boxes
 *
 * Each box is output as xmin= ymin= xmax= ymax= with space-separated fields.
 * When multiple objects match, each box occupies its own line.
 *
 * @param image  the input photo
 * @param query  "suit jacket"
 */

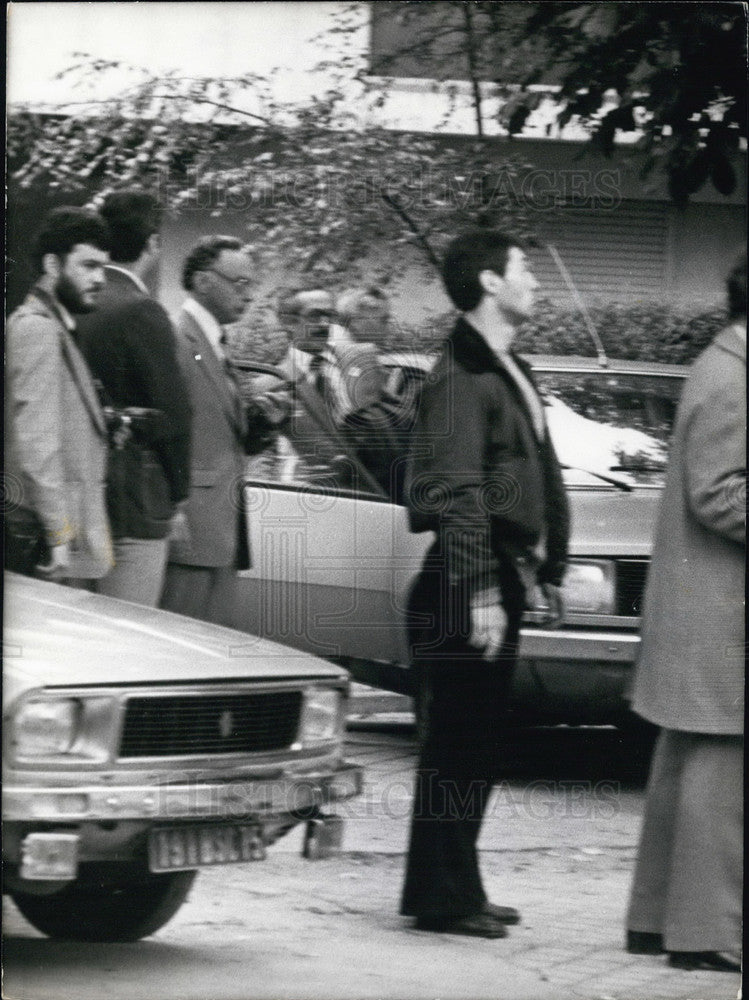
xmin=406 ymin=317 xmax=569 ymax=599
xmin=168 ymin=307 xmax=251 ymax=569
xmin=632 ymin=323 xmax=745 ymax=734
xmin=77 ymin=266 xmax=192 ymax=539
xmin=5 ymin=286 xmax=113 ymax=578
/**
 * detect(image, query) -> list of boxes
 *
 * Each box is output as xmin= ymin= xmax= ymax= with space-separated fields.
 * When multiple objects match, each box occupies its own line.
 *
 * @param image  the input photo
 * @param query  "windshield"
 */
xmin=535 ymin=369 xmax=685 ymax=487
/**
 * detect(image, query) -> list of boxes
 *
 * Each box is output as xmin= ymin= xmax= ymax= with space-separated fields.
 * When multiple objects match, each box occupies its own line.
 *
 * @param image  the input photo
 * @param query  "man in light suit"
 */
xmin=78 ymin=191 xmax=192 ymax=606
xmin=625 ymin=254 xmax=745 ymax=974
xmin=5 ymin=207 xmax=114 ymax=583
xmin=160 ymin=236 xmax=275 ymax=625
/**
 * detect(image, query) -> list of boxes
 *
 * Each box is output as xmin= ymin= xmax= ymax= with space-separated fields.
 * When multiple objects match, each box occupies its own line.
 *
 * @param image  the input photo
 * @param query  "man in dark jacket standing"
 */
xmin=400 ymin=229 xmax=569 ymax=938
xmin=78 ymin=191 xmax=191 ymax=605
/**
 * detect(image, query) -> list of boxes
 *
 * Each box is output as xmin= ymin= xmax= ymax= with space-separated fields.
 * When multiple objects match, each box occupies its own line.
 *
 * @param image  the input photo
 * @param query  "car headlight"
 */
xmin=532 ymin=560 xmax=616 ymax=615
xmin=298 ymin=688 xmax=343 ymax=746
xmin=13 ymin=699 xmax=80 ymax=757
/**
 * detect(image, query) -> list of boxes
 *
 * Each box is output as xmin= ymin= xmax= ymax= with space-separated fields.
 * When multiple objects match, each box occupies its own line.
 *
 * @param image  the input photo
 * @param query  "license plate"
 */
xmin=148 ymin=824 xmax=267 ymax=872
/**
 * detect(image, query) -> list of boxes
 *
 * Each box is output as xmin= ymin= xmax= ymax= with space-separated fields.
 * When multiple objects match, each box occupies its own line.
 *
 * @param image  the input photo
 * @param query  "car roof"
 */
xmin=382 ymin=352 xmax=687 ymax=377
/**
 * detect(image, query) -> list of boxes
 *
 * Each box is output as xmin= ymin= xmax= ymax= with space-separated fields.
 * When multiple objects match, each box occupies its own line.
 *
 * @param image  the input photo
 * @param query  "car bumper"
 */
xmin=2 ymin=763 xmax=363 ymax=823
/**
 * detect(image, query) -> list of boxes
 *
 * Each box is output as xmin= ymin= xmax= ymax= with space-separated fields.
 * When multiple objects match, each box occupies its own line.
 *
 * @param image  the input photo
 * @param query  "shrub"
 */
xmin=229 ymin=297 xmax=728 ymax=368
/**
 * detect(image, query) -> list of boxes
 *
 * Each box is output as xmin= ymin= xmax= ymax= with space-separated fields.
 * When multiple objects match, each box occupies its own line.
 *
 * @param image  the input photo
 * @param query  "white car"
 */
xmin=3 ymin=573 xmax=362 ymax=941
xmin=234 ymin=354 xmax=686 ymax=727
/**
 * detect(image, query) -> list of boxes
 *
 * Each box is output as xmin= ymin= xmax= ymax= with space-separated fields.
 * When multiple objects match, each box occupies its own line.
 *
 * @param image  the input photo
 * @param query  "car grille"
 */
xmin=615 ymin=559 xmax=649 ymax=617
xmin=119 ymin=690 xmax=303 ymax=758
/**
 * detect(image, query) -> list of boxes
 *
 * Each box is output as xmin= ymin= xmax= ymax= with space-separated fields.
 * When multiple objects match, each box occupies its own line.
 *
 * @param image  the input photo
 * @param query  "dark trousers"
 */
xmin=400 ymin=558 xmax=525 ymax=920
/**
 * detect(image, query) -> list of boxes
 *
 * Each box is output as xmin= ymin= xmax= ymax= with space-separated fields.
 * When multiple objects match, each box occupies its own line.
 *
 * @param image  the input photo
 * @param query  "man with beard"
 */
xmin=77 ymin=191 xmax=192 ymax=606
xmin=5 ymin=207 xmax=114 ymax=583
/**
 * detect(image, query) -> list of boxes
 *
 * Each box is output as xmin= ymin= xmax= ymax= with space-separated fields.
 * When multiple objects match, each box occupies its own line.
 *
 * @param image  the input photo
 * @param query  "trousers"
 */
xmin=400 ymin=559 xmax=525 ymax=920
xmin=96 ymin=537 xmax=168 ymax=607
xmin=627 ymin=728 xmax=743 ymax=953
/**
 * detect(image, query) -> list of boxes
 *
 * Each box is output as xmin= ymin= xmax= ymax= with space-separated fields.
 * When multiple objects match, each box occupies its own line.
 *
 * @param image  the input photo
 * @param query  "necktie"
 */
xmin=308 ymin=354 xmax=327 ymax=398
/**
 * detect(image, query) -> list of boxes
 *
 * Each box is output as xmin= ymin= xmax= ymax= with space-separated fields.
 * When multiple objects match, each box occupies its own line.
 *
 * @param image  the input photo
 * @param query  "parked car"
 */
xmin=2 ymin=573 xmax=362 ymax=941
xmin=233 ymin=354 xmax=686 ymax=727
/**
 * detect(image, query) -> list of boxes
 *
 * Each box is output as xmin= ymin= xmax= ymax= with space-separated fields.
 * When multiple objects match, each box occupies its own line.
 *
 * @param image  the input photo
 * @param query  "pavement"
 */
xmin=3 ymin=687 xmax=741 ymax=1000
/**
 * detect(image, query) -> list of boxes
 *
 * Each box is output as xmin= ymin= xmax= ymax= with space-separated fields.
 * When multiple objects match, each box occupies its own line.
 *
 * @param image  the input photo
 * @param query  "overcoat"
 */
xmin=631 ymin=324 xmax=746 ymax=734
xmin=167 ymin=308 xmax=250 ymax=569
xmin=5 ymin=286 xmax=113 ymax=578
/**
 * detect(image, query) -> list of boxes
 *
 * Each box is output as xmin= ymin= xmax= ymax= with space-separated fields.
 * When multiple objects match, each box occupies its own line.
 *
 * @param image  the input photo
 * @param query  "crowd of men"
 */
xmin=4 ymin=192 xmax=744 ymax=970
xmin=5 ymin=192 xmax=407 ymax=621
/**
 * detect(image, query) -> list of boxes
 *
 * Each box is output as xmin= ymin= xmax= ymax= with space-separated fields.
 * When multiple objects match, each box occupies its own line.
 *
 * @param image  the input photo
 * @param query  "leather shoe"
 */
xmin=483 ymin=902 xmax=521 ymax=925
xmin=626 ymin=930 xmax=663 ymax=954
xmin=668 ymin=950 xmax=741 ymax=973
xmin=414 ymin=912 xmax=508 ymax=938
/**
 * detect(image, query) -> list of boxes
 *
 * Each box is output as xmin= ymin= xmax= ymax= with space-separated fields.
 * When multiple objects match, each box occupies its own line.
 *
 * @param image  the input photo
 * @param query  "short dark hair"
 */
xmin=32 ymin=207 xmax=111 ymax=273
xmin=442 ymin=229 xmax=520 ymax=311
xmin=727 ymin=252 xmax=746 ymax=320
xmin=182 ymin=236 xmax=245 ymax=291
xmin=99 ymin=190 xmax=161 ymax=263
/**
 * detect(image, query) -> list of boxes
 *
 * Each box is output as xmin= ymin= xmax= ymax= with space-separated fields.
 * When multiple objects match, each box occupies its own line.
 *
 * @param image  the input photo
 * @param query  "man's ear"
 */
xmin=146 ymin=232 xmax=161 ymax=257
xmin=478 ymin=268 xmax=502 ymax=296
xmin=42 ymin=253 xmax=62 ymax=279
xmin=191 ymin=270 xmax=210 ymax=296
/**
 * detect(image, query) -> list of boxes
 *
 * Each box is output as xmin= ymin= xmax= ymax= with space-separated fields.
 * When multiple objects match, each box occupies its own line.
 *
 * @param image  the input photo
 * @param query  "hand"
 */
xmin=540 ymin=582 xmax=565 ymax=628
xmin=168 ymin=507 xmax=191 ymax=544
xmin=468 ymin=598 xmax=508 ymax=661
xmin=36 ymin=542 xmax=70 ymax=579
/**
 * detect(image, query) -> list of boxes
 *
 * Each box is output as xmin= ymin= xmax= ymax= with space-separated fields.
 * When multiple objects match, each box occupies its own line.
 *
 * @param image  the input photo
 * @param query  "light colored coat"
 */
xmin=167 ymin=308 xmax=249 ymax=569
xmin=632 ymin=324 xmax=746 ymax=734
xmin=5 ymin=286 xmax=113 ymax=578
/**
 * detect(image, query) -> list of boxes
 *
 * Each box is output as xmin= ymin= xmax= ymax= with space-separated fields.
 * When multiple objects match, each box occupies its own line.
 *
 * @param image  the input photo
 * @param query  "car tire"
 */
xmin=10 ymin=866 xmax=197 ymax=942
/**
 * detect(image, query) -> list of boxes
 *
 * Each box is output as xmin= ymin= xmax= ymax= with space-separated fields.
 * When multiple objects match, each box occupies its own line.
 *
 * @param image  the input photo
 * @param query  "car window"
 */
xmin=241 ymin=369 xmax=385 ymax=497
xmin=534 ymin=370 xmax=685 ymax=486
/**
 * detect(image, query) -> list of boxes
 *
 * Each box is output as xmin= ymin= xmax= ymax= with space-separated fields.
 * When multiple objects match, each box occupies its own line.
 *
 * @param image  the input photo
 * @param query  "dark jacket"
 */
xmin=77 ymin=267 xmax=192 ymax=539
xmin=406 ymin=317 xmax=569 ymax=598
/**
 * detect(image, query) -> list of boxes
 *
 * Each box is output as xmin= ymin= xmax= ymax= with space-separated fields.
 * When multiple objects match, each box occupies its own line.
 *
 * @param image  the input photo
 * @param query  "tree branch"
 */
xmin=380 ymin=190 xmax=441 ymax=274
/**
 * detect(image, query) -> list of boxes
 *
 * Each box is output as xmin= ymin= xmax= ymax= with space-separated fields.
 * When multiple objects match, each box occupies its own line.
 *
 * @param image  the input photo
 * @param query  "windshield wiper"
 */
xmin=610 ymin=463 xmax=664 ymax=472
xmin=560 ymin=464 xmax=633 ymax=492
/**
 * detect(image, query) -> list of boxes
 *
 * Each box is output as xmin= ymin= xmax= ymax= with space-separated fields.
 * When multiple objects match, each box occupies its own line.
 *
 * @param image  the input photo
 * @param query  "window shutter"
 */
xmin=528 ymin=201 xmax=669 ymax=302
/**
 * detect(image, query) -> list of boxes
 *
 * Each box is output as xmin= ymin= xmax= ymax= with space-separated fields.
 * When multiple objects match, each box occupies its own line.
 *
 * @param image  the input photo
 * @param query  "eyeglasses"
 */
xmin=206 ymin=269 xmax=253 ymax=290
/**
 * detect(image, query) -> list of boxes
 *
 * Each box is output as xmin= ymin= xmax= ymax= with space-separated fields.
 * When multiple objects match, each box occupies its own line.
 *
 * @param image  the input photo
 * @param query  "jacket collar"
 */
xmin=104 ymin=264 xmax=148 ymax=295
xmin=448 ymin=316 xmax=525 ymax=375
xmin=714 ymin=321 xmax=746 ymax=364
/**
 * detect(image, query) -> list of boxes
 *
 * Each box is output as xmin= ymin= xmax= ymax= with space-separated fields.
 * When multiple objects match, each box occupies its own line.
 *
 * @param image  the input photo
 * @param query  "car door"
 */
xmin=230 ymin=365 xmax=429 ymax=667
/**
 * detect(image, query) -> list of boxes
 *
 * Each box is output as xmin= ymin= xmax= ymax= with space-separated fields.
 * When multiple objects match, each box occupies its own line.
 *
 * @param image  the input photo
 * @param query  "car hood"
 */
xmin=3 ymin=574 xmax=348 ymax=704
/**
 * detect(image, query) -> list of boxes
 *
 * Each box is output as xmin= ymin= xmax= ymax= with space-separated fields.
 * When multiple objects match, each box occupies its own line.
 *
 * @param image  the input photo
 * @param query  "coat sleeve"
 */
xmin=406 ymin=364 xmax=501 ymax=595
xmin=682 ymin=353 xmax=746 ymax=545
xmin=7 ymin=314 xmax=73 ymax=545
xmin=122 ymin=300 xmax=193 ymax=503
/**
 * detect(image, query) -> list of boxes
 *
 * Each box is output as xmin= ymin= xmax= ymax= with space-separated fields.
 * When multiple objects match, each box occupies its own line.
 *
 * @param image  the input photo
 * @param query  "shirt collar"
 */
xmin=280 ymin=345 xmax=334 ymax=381
xmin=105 ymin=264 xmax=148 ymax=295
xmin=184 ymin=296 xmax=225 ymax=358
xmin=56 ymin=300 xmax=76 ymax=332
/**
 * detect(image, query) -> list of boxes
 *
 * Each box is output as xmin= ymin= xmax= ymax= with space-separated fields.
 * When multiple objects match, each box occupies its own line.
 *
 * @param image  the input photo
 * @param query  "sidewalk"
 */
xmin=290 ymin=713 xmax=739 ymax=1000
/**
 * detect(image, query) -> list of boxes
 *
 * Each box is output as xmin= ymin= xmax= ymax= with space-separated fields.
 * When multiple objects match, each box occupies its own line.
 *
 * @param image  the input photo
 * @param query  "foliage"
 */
xmin=370 ymin=1 xmax=747 ymax=204
xmin=230 ymin=296 xmax=726 ymax=368
xmin=6 ymin=56 xmax=536 ymax=285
